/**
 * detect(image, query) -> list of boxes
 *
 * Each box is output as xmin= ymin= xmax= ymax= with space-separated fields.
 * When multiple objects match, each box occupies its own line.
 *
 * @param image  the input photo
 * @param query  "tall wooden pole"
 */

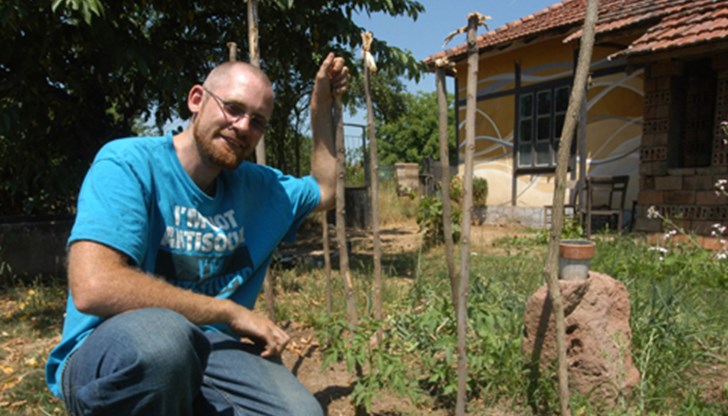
xmin=435 ymin=60 xmax=458 ymax=308
xmin=544 ymin=1 xmax=599 ymax=415
xmin=227 ymin=42 xmax=237 ymax=61
xmin=362 ymin=32 xmax=382 ymax=341
xmin=334 ymin=95 xmax=358 ymax=332
xmin=456 ymin=13 xmax=483 ymax=416
xmin=248 ymin=0 xmax=266 ymax=165
xmin=246 ymin=0 xmax=275 ymax=321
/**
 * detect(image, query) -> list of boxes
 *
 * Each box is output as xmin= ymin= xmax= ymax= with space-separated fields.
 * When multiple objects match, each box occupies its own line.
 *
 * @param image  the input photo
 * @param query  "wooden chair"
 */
xmin=581 ymin=175 xmax=630 ymax=237
xmin=543 ymin=180 xmax=579 ymax=229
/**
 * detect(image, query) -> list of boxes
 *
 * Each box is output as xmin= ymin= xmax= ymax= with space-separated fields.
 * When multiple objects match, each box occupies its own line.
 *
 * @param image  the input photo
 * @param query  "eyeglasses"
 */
xmin=202 ymin=87 xmax=269 ymax=132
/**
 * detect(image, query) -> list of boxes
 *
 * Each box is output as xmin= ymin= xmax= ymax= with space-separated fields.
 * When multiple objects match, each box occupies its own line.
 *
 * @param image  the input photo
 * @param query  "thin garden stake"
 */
xmin=333 ymin=94 xmax=358 ymax=332
xmin=448 ymin=12 xmax=490 ymax=416
xmin=362 ymin=31 xmax=383 ymax=343
xmin=435 ymin=58 xmax=458 ymax=307
xmin=544 ymin=1 xmax=599 ymax=415
xmin=247 ymin=0 xmax=266 ymax=165
xmin=227 ymin=42 xmax=237 ymax=61
xmin=245 ymin=0 xmax=275 ymax=321
xmin=323 ymin=214 xmax=333 ymax=312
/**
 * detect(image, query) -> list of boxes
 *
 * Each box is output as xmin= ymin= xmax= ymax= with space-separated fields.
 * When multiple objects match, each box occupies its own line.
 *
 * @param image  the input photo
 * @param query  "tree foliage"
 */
xmin=0 ymin=0 xmax=425 ymax=216
xmin=377 ymin=91 xmax=457 ymax=166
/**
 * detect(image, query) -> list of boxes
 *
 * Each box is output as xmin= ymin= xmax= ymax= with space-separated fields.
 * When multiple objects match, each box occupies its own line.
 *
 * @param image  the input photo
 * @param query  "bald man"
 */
xmin=46 ymin=53 xmax=349 ymax=416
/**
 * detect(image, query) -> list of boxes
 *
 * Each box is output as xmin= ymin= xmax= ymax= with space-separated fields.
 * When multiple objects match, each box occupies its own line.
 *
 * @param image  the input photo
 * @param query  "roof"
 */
xmin=425 ymin=0 xmax=728 ymax=64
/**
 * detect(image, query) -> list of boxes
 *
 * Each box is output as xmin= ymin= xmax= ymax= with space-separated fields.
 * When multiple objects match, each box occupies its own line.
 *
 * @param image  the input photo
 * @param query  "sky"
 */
xmin=353 ymin=0 xmax=559 ymax=95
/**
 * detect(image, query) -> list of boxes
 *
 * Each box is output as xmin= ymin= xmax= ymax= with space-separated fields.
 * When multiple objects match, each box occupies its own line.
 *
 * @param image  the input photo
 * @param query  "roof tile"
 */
xmin=426 ymin=0 xmax=728 ymax=63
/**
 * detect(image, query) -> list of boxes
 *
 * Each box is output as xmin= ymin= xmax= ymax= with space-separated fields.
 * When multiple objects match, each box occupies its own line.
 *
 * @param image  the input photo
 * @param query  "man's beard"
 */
xmin=192 ymin=120 xmax=249 ymax=170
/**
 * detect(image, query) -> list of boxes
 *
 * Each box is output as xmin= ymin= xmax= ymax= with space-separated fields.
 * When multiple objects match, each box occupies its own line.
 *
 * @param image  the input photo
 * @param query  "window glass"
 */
xmin=516 ymin=84 xmax=571 ymax=170
xmin=535 ymin=142 xmax=551 ymax=166
xmin=555 ymin=87 xmax=569 ymax=112
xmin=537 ymin=117 xmax=551 ymax=141
xmin=519 ymin=144 xmax=532 ymax=166
xmin=520 ymin=120 xmax=532 ymax=143
xmin=537 ymin=91 xmax=551 ymax=115
xmin=520 ymin=94 xmax=533 ymax=118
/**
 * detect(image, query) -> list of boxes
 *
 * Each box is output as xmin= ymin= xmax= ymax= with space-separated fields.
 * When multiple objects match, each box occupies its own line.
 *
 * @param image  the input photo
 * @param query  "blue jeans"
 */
xmin=61 ymin=308 xmax=323 ymax=416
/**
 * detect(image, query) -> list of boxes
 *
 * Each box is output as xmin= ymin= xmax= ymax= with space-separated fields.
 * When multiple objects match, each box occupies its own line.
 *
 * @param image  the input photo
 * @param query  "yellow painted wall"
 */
xmin=453 ymin=37 xmax=643 ymax=208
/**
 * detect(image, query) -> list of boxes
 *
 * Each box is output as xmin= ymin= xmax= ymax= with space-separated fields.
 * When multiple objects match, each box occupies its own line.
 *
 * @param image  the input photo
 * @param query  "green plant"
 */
xmin=472 ymin=176 xmax=488 ymax=207
xmin=416 ymin=177 xmax=464 ymax=247
xmin=316 ymin=314 xmax=422 ymax=412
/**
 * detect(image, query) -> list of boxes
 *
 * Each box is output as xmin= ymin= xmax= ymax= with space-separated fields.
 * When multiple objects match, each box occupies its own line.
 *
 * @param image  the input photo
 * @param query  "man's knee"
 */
xmin=101 ymin=308 xmax=209 ymax=378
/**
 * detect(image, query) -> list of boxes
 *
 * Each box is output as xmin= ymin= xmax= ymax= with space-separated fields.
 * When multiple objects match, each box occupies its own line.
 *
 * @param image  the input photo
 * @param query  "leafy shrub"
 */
xmin=416 ymin=177 xmax=465 ymax=247
xmin=472 ymin=176 xmax=488 ymax=207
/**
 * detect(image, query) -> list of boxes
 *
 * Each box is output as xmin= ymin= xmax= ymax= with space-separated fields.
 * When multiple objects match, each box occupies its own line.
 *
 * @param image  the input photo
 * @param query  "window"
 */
xmin=516 ymin=84 xmax=571 ymax=170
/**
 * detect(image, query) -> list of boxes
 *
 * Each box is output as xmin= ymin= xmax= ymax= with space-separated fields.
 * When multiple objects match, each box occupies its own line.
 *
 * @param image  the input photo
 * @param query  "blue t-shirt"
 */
xmin=45 ymin=134 xmax=320 ymax=398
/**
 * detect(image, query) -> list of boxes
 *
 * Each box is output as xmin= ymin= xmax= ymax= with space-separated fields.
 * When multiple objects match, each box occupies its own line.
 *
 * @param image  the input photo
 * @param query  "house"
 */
xmin=425 ymin=0 xmax=728 ymax=241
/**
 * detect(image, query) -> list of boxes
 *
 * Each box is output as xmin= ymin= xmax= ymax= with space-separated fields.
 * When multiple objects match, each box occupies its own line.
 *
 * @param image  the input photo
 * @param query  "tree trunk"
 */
xmin=544 ymin=1 xmax=599 ymax=416
xmin=456 ymin=13 xmax=481 ymax=416
xmin=334 ymin=95 xmax=358 ymax=331
xmin=364 ymin=64 xmax=383 ymax=343
xmin=435 ymin=65 xmax=458 ymax=308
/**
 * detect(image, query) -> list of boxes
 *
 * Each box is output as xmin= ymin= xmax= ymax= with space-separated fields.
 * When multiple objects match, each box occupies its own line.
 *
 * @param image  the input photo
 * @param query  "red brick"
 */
xmin=640 ymin=161 xmax=668 ymax=176
xmin=643 ymin=77 xmax=657 ymax=93
xmin=654 ymin=133 xmax=669 ymax=146
xmin=696 ymin=191 xmax=728 ymax=205
xmin=656 ymin=105 xmax=670 ymax=118
xmin=637 ymin=190 xmax=664 ymax=205
xmin=697 ymin=235 xmax=726 ymax=251
xmin=692 ymin=221 xmax=722 ymax=236
xmin=655 ymin=175 xmax=683 ymax=190
xmin=635 ymin=217 xmax=663 ymax=233
xmin=641 ymin=133 xmax=655 ymax=147
xmin=664 ymin=191 xmax=695 ymax=204
xmin=683 ymin=175 xmax=716 ymax=190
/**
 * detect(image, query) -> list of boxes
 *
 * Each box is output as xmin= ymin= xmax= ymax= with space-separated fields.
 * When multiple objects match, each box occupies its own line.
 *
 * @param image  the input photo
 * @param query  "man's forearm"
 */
xmin=68 ymin=241 xmax=238 ymax=326
xmin=309 ymin=53 xmax=348 ymax=211
xmin=310 ymin=98 xmax=336 ymax=211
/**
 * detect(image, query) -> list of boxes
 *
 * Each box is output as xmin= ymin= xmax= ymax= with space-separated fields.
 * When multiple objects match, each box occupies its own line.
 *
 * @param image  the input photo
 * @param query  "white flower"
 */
xmin=647 ymin=206 xmax=660 ymax=219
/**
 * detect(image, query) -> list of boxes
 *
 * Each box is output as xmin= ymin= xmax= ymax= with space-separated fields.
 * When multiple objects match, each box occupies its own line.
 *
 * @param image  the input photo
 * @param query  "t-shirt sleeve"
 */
xmin=279 ymin=174 xmax=320 ymax=244
xmin=68 ymin=157 xmax=150 ymax=265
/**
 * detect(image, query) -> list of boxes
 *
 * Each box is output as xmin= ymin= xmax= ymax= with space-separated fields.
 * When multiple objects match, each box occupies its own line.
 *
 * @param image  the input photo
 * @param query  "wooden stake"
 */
xmin=227 ymin=42 xmax=237 ymax=61
xmin=247 ymin=0 xmax=266 ymax=165
xmin=544 ymin=1 xmax=599 ymax=415
xmin=435 ymin=59 xmax=458 ymax=308
xmin=334 ymin=95 xmax=358 ymax=332
xmin=456 ymin=12 xmax=485 ymax=416
xmin=362 ymin=32 xmax=383 ymax=342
